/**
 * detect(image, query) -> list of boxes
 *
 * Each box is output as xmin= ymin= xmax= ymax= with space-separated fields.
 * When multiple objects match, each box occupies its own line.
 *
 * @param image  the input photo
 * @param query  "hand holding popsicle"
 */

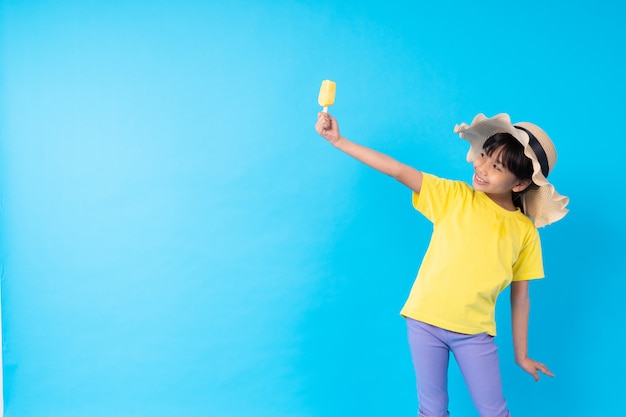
xmin=315 ymin=111 xmax=341 ymax=144
xmin=318 ymin=80 xmax=336 ymax=112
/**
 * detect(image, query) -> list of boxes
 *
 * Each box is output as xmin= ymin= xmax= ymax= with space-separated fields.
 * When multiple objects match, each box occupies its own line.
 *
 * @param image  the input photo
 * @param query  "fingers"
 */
xmin=519 ymin=358 xmax=554 ymax=382
xmin=315 ymin=112 xmax=341 ymax=144
xmin=317 ymin=112 xmax=333 ymax=129
xmin=529 ymin=361 xmax=554 ymax=382
xmin=317 ymin=112 xmax=330 ymax=127
xmin=316 ymin=112 xmax=337 ymax=137
xmin=537 ymin=363 xmax=554 ymax=378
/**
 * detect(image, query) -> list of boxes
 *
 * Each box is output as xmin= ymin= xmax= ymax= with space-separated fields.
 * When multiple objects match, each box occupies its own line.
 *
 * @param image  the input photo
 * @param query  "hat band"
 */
xmin=514 ymin=125 xmax=549 ymax=177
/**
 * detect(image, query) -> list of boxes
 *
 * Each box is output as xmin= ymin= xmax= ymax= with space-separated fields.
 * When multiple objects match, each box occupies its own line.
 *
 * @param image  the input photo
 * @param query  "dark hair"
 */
xmin=482 ymin=132 xmax=537 ymax=212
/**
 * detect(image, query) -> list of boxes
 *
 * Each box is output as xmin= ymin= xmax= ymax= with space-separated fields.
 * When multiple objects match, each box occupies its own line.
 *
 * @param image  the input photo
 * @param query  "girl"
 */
xmin=315 ymin=112 xmax=568 ymax=417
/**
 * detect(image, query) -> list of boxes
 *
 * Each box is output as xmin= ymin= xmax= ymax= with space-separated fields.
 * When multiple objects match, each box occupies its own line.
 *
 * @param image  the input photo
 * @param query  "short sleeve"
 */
xmin=512 ymin=228 xmax=544 ymax=281
xmin=412 ymin=173 xmax=471 ymax=224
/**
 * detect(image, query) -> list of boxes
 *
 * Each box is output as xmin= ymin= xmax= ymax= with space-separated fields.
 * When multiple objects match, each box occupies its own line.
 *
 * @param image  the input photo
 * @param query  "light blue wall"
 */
xmin=1 ymin=1 xmax=624 ymax=416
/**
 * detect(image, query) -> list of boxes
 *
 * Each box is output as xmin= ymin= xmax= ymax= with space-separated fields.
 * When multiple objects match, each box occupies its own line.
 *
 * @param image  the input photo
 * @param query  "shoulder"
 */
xmin=413 ymin=173 xmax=473 ymax=219
xmin=419 ymin=173 xmax=472 ymax=196
xmin=505 ymin=211 xmax=542 ymax=249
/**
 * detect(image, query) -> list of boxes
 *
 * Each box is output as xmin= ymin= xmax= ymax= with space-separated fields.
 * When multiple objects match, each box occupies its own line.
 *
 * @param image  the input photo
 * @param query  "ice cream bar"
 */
xmin=318 ymin=80 xmax=336 ymax=112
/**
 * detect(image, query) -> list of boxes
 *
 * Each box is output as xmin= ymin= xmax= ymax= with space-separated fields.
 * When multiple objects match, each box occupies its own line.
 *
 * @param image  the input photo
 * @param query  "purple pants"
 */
xmin=406 ymin=318 xmax=510 ymax=417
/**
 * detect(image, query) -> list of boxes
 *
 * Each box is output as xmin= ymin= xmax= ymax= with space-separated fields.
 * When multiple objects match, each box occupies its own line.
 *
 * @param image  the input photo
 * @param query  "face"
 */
xmin=473 ymin=148 xmax=530 ymax=207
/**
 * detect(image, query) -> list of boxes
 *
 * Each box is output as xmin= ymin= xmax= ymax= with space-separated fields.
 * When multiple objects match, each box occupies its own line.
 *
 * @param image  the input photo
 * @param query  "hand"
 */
xmin=516 ymin=357 xmax=554 ymax=382
xmin=315 ymin=112 xmax=341 ymax=145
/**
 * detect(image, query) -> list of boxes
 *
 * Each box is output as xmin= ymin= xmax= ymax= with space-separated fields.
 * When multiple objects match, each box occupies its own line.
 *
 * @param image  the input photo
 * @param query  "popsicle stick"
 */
xmin=322 ymin=106 xmax=328 ymax=113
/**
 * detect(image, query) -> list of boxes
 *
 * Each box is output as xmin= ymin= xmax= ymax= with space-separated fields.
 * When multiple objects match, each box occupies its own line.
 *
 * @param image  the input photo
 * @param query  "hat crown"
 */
xmin=514 ymin=122 xmax=557 ymax=174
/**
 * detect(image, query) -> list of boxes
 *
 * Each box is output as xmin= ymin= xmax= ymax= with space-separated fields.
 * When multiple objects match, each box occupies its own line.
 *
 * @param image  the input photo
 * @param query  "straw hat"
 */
xmin=454 ymin=113 xmax=569 ymax=227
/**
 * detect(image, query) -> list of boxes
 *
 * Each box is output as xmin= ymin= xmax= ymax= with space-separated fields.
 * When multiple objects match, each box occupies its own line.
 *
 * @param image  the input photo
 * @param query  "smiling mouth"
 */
xmin=474 ymin=174 xmax=488 ymax=185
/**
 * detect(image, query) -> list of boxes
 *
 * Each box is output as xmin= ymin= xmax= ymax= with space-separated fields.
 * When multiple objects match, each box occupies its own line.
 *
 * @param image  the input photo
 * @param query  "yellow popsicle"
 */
xmin=318 ymin=80 xmax=336 ymax=112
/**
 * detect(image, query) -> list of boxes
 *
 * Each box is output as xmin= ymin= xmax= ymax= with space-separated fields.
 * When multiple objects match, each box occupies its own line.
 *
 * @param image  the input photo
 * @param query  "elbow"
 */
xmin=388 ymin=161 xmax=404 ymax=179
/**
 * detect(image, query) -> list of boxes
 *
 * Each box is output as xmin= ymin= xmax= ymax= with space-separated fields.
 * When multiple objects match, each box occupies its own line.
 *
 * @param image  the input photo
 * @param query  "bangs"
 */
xmin=483 ymin=133 xmax=534 ymax=180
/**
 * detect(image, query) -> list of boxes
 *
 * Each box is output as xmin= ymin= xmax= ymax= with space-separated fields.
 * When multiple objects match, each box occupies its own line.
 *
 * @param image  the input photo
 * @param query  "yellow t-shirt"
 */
xmin=400 ymin=173 xmax=544 ymax=336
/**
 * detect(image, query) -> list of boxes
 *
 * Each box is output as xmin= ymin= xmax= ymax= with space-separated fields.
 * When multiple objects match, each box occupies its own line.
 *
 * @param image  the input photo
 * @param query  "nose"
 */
xmin=474 ymin=157 xmax=487 ymax=174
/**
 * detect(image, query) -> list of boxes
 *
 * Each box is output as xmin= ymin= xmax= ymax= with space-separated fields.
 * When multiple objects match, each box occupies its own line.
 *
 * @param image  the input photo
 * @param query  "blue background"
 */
xmin=1 ymin=1 xmax=624 ymax=416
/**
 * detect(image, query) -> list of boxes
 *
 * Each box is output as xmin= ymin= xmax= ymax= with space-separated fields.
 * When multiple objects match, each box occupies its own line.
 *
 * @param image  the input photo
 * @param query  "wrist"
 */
xmin=331 ymin=135 xmax=346 ymax=147
xmin=514 ymin=353 xmax=528 ymax=364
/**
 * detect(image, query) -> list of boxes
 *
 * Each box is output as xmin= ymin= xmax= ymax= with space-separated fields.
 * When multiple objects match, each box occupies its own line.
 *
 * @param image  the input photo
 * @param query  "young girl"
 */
xmin=315 ymin=112 xmax=568 ymax=417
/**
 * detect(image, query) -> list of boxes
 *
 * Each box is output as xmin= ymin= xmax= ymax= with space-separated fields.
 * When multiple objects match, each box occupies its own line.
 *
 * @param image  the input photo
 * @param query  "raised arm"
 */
xmin=315 ymin=112 xmax=423 ymax=193
xmin=510 ymin=280 xmax=554 ymax=381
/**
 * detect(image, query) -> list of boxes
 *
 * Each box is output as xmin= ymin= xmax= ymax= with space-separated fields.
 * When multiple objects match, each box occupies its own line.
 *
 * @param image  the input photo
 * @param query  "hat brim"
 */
xmin=454 ymin=113 xmax=569 ymax=227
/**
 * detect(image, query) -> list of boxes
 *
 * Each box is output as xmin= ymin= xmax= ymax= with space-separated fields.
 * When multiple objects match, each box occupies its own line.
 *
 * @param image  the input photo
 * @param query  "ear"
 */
xmin=512 ymin=179 xmax=532 ymax=193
